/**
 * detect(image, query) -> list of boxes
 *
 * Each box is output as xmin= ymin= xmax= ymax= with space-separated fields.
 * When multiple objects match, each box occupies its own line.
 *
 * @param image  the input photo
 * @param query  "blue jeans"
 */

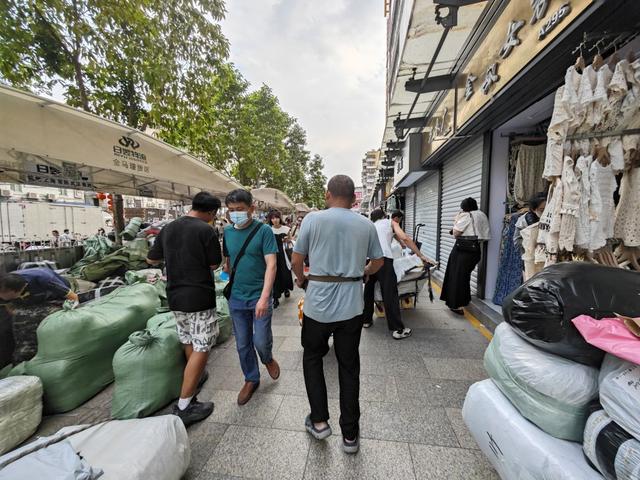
xmin=229 ymin=296 xmax=274 ymax=383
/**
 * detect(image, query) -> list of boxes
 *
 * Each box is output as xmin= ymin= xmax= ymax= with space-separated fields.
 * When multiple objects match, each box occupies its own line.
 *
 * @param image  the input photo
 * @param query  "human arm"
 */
xmin=256 ymin=254 xmax=277 ymax=318
xmin=206 ymin=230 xmax=222 ymax=271
xmin=391 ymin=221 xmax=433 ymax=263
xmin=291 ymin=252 xmax=307 ymax=288
xmin=256 ymin=227 xmax=278 ymax=318
xmin=146 ymin=229 xmax=164 ymax=266
xmin=452 ymin=212 xmax=470 ymax=238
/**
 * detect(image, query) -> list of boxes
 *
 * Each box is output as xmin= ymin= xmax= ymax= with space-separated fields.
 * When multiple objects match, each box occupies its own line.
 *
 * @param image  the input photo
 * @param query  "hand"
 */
xmin=295 ymin=276 xmax=308 ymax=289
xmin=64 ymin=299 xmax=80 ymax=310
xmin=255 ymin=297 xmax=270 ymax=319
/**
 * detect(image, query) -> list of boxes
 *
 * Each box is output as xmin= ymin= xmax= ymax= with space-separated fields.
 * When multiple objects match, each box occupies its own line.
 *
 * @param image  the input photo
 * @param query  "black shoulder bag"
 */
xmin=455 ymin=213 xmax=480 ymax=253
xmin=223 ymin=223 xmax=262 ymax=300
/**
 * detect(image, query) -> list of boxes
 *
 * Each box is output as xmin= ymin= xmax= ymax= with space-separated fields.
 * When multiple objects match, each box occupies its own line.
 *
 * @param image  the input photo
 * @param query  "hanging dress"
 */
xmin=614 ymin=167 xmax=640 ymax=247
xmin=588 ymin=160 xmax=616 ymax=251
xmin=574 ymin=155 xmax=592 ymax=248
xmin=559 ymin=156 xmax=581 ymax=252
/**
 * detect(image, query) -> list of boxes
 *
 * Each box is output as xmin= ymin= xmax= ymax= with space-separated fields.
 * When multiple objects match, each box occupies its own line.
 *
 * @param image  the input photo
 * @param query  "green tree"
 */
xmin=305 ymin=154 xmax=327 ymax=208
xmin=0 ymin=0 xmax=229 ymax=129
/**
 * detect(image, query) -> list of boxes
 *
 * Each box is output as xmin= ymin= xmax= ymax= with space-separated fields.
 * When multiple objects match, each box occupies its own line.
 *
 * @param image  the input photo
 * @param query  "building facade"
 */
xmin=380 ymin=0 xmax=640 ymax=318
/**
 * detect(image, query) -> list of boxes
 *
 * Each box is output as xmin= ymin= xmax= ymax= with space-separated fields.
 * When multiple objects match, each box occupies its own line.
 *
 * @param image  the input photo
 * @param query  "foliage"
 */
xmin=0 ymin=0 xmax=327 ymax=205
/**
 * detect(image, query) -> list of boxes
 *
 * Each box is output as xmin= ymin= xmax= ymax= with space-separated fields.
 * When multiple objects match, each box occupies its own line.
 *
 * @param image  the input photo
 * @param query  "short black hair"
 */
xmin=267 ymin=209 xmax=282 ymax=225
xmin=225 ymin=189 xmax=253 ymax=207
xmin=64 ymin=229 xmax=70 ymax=233
xmin=192 ymin=192 xmax=221 ymax=212
xmin=370 ymin=208 xmax=386 ymax=222
xmin=529 ymin=192 xmax=547 ymax=211
xmin=52 ymin=230 xmax=59 ymax=235
xmin=391 ymin=210 xmax=404 ymax=220
xmin=460 ymin=197 xmax=478 ymax=212
xmin=327 ymin=175 xmax=354 ymax=200
xmin=0 ymin=273 xmax=26 ymax=293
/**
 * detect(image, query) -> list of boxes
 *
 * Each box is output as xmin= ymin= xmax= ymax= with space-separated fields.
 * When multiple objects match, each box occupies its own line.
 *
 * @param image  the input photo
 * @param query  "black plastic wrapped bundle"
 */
xmin=583 ymin=410 xmax=640 ymax=480
xmin=502 ymin=262 xmax=640 ymax=366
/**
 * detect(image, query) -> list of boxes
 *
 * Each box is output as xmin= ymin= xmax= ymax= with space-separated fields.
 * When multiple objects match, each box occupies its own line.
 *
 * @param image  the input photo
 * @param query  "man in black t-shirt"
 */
xmin=147 ymin=192 xmax=222 ymax=426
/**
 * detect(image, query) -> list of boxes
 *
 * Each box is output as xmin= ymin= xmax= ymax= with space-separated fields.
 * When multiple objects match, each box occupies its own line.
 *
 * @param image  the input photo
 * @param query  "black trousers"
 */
xmin=301 ymin=314 xmax=362 ymax=439
xmin=440 ymin=241 xmax=481 ymax=309
xmin=363 ymin=257 xmax=404 ymax=331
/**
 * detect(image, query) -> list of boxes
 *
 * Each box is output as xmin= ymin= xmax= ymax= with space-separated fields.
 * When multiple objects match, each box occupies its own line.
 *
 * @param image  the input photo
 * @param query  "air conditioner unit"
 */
xmin=26 ymin=193 xmax=39 ymax=200
xmin=0 ymin=189 xmax=11 ymax=197
xmin=46 ymin=194 xmax=57 ymax=200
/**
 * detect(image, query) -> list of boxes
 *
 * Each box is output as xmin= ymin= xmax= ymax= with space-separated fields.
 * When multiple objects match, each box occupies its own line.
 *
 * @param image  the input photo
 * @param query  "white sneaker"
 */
xmin=392 ymin=328 xmax=412 ymax=340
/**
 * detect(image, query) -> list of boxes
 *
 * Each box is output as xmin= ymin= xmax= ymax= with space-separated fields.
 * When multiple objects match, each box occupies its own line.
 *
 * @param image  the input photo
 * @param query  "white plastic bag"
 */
xmin=462 ymin=380 xmax=602 ymax=480
xmin=600 ymin=354 xmax=640 ymax=441
xmin=0 ymin=440 xmax=102 ymax=480
xmin=484 ymin=323 xmax=599 ymax=441
xmin=67 ymin=415 xmax=190 ymax=480
xmin=0 ymin=376 xmax=43 ymax=455
xmin=583 ymin=409 xmax=640 ymax=480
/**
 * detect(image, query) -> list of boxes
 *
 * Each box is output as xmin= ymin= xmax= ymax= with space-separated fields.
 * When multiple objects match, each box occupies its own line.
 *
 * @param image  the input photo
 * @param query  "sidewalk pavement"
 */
xmin=34 ymin=287 xmax=498 ymax=479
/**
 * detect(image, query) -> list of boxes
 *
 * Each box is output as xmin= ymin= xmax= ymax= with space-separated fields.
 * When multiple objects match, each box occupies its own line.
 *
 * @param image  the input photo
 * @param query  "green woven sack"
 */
xmin=81 ymin=239 xmax=150 ymax=282
xmin=121 ymin=217 xmax=143 ymax=241
xmin=125 ymin=269 xmax=168 ymax=307
xmin=67 ymin=236 xmax=116 ymax=276
xmin=9 ymin=284 xmax=160 ymax=414
xmin=111 ymin=313 xmax=185 ymax=419
xmin=217 ymin=313 xmax=232 ymax=345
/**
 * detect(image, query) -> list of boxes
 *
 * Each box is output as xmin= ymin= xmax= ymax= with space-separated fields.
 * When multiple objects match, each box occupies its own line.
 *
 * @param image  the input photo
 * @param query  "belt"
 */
xmin=307 ymin=275 xmax=363 ymax=283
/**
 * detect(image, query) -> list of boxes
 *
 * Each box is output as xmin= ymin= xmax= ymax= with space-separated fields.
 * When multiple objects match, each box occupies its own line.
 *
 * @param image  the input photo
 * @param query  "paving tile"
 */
xmin=273 ymin=350 xmax=303 ymax=371
xmin=208 ymin=390 xmax=284 ymax=427
xmin=360 ymin=403 xmax=458 ymax=446
xmin=203 ymin=425 xmax=310 ymax=479
xmin=184 ymin=422 xmax=228 ymax=480
xmin=360 ymin=353 xmax=430 ymax=377
xmin=271 ymin=325 xmax=302 ymax=337
xmin=422 ymin=358 xmax=487 ymax=381
xmin=395 ymin=377 xmax=473 ymax=408
xmin=326 ymin=373 xmax=399 ymax=403
xmin=410 ymin=444 xmax=498 ymax=479
xmin=271 ymin=395 xmax=341 ymax=433
xmin=278 ymin=335 xmax=304 ymax=352
xmin=304 ymin=436 xmax=416 ymax=480
xmin=195 ymin=473 xmax=253 ymax=480
xmin=445 ymin=408 xmax=479 ymax=450
xmin=259 ymin=369 xmax=307 ymax=397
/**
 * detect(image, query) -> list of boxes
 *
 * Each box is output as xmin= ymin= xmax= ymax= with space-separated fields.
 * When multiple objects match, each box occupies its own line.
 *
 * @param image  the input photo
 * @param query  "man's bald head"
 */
xmin=327 ymin=175 xmax=355 ymax=200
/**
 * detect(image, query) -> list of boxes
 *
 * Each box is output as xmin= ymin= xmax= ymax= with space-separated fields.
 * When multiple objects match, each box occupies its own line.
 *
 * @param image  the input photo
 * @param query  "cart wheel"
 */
xmin=374 ymin=302 xmax=385 ymax=318
xmin=401 ymin=297 xmax=414 ymax=309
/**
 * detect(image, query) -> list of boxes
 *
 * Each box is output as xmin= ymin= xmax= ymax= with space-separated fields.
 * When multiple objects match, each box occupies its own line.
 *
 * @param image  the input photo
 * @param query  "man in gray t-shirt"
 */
xmin=292 ymin=175 xmax=383 ymax=454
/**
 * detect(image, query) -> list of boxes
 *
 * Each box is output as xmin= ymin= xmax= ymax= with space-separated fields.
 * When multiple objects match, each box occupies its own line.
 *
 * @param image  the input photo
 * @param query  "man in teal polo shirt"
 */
xmin=223 ymin=189 xmax=280 ymax=406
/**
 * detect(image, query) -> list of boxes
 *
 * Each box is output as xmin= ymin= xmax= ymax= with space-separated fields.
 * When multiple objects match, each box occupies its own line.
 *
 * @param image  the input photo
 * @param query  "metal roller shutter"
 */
xmin=414 ymin=173 xmax=438 ymax=261
xmin=439 ymin=137 xmax=484 ymax=294
xmin=404 ymin=186 xmax=415 ymax=239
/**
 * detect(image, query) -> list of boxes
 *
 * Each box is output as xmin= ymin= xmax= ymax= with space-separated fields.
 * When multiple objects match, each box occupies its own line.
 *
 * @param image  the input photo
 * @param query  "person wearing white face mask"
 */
xmin=222 ymin=189 xmax=280 ymax=406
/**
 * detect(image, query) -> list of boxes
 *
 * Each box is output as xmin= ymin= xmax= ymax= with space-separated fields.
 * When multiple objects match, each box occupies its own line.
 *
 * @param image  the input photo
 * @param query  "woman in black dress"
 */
xmin=267 ymin=210 xmax=294 ymax=308
xmin=440 ymin=197 xmax=491 ymax=315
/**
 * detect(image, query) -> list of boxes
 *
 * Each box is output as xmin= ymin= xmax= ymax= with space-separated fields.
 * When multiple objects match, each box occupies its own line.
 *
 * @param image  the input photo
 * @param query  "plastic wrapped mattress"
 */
xmin=599 ymin=354 xmax=640 ymax=441
xmin=0 ymin=376 xmax=43 ymax=455
xmin=462 ymin=380 xmax=602 ymax=480
xmin=0 ymin=415 xmax=189 ymax=480
xmin=583 ymin=409 xmax=640 ymax=480
xmin=484 ymin=323 xmax=599 ymax=441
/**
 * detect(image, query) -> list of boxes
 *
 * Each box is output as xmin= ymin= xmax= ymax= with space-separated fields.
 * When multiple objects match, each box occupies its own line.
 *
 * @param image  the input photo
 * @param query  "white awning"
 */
xmin=250 ymin=188 xmax=295 ymax=212
xmin=0 ymin=84 xmax=242 ymax=201
xmin=294 ymin=202 xmax=311 ymax=213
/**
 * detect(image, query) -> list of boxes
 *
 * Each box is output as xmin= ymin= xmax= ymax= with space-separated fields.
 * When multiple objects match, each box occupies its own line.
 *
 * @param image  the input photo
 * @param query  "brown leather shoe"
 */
xmin=237 ymin=381 xmax=260 ymax=406
xmin=265 ymin=359 xmax=280 ymax=380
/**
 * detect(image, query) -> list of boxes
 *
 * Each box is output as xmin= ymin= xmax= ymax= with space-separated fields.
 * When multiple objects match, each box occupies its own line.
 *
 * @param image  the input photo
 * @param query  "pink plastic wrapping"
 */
xmin=572 ymin=315 xmax=640 ymax=365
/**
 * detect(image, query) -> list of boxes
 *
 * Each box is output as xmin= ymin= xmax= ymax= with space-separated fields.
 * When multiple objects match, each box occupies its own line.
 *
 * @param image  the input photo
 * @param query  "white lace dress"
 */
xmin=588 ymin=160 xmax=616 ymax=251
xmin=614 ymin=167 xmax=640 ymax=247
xmin=559 ymin=157 xmax=581 ymax=252
xmin=574 ymin=155 xmax=592 ymax=248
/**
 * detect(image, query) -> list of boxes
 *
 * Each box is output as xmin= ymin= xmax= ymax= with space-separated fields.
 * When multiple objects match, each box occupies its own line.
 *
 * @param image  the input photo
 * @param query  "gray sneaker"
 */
xmin=342 ymin=436 xmax=359 ymax=454
xmin=392 ymin=328 xmax=412 ymax=340
xmin=305 ymin=415 xmax=332 ymax=440
xmin=172 ymin=397 xmax=214 ymax=427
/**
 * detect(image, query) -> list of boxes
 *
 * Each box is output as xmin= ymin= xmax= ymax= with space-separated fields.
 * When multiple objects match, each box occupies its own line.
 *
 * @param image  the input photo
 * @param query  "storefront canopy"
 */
xmin=0 ymin=84 xmax=242 ymax=201
xmin=250 ymin=188 xmax=294 ymax=212
xmin=294 ymin=202 xmax=311 ymax=213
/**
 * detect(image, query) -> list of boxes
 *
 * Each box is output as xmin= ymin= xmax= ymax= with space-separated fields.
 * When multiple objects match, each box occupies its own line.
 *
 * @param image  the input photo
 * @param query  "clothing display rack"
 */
xmin=566 ymin=127 xmax=640 ymax=141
